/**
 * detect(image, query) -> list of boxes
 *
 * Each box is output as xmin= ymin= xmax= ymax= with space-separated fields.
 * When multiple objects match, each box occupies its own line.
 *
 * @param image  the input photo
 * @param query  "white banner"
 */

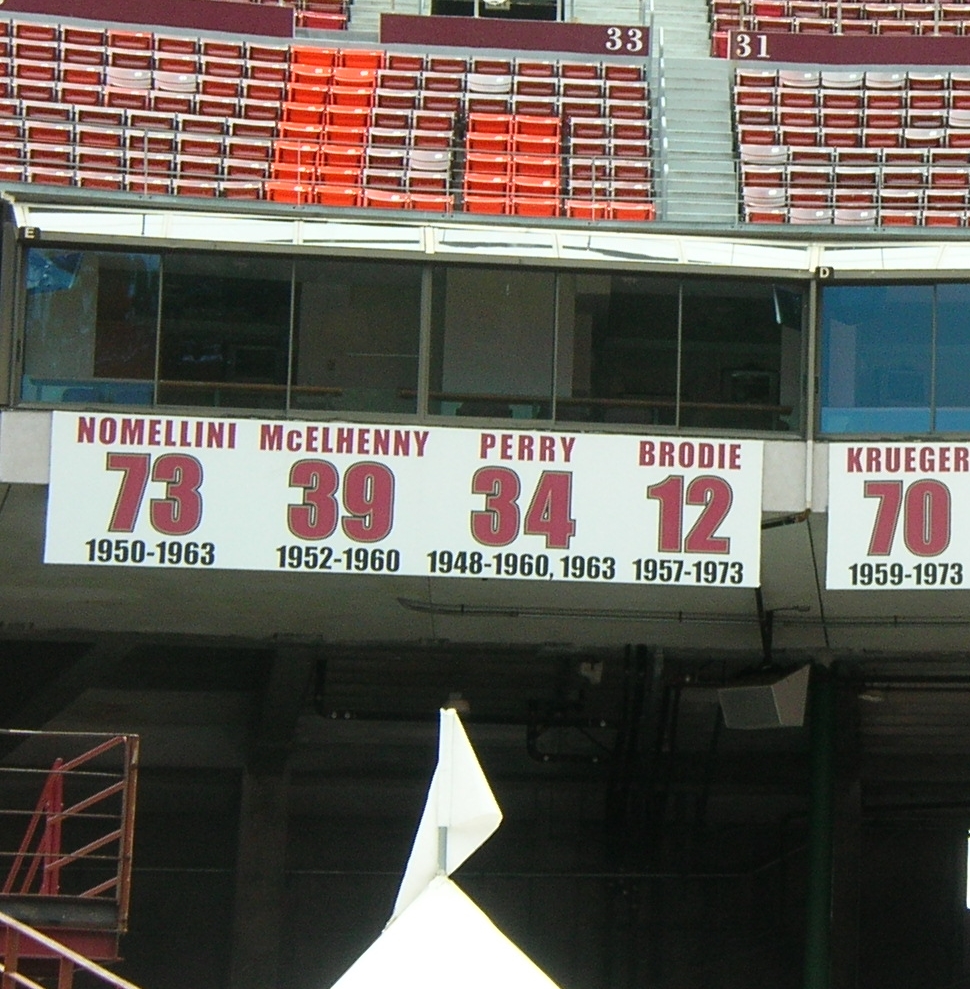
xmin=827 ymin=442 xmax=970 ymax=589
xmin=45 ymin=413 xmax=764 ymax=587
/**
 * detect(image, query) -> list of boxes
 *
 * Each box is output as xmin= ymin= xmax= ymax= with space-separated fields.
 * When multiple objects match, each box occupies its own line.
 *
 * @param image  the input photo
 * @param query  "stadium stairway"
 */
xmin=654 ymin=0 xmax=738 ymax=222
xmin=660 ymin=56 xmax=738 ymax=222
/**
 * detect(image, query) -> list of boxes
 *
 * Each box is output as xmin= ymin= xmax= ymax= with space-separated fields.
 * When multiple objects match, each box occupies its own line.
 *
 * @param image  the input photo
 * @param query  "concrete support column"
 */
xmin=803 ymin=664 xmax=836 ymax=989
xmin=228 ymin=645 xmax=316 ymax=989
xmin=830 ymin=668 xmax=861 ymax=989
xmin=230 ymin=771 xmax=290 ymax=989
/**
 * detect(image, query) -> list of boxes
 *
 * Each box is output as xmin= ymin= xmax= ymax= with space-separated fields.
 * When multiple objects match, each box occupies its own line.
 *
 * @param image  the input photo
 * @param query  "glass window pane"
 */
xmin=292 ymin=259 xmax=421 ymax=415
xmin=680 ymin=280 xmax=800 ymax=433
xmin=555 ymin=274 xmax=678 ymax=428
xmin=935 ymin=284 xmax=970 ymax=431
xmin=820 ymin=284 xmax=932 ymax=434
xmin=22 ymin=249 xmax=159 ymax=405
xmin=429 ymin=266 xmax=554 ymax=420
xmin=157 ymin=254 xmax=292 ymax=411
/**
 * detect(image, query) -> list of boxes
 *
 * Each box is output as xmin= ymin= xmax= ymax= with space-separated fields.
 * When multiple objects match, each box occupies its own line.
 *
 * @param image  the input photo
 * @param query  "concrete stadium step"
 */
xmin=648 ymin=0 xmax=713 ymax=55
xmin=652 ymin=0 xmax=712 ymax=58
xmin=664 ymin=140 xmax=735 ymax=157
xmin=665 ymin=165 xmax=737 ymax=185
xmin=664 ymin=119 xmax=729 ymax=133
xmin=657 ymin=53 xmax=738 ymax=221
xmin=663 ymin=105 xmax=732 ymax=123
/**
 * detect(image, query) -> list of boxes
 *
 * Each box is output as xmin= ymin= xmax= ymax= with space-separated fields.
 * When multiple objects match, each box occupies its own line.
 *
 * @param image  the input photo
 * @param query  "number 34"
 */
xmin=605 ymin=26 xmax=645 ymax=52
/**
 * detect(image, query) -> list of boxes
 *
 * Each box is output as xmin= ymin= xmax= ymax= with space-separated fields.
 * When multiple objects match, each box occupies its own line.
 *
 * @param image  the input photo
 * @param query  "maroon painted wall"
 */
xmin=0 ymin=0 xmax=293 ymax=37
xmin=382 ymin=14 xmax=649 ymax=56
xmin=730 ymin=28 xmax=970 ymax=65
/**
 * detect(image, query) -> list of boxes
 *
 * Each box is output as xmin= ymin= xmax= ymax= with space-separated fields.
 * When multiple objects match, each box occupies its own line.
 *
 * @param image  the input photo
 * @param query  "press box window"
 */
xmin=556 ymin=274 xmax=803 ymax=432
xmin=429 ymin=265 xmax=555 ymax=420
xmin=21 ymin=248 xmax=160 ymax=406
xmin=819 ymin=282 xmax=970 ymax=435
xmin=157 ymin=253 xmax=293 ymax=411
xmin=291 ymin=258 xmax=422 ymax=416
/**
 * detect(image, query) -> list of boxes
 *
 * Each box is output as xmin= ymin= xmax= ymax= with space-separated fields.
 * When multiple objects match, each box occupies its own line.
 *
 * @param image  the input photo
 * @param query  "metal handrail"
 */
xmin=0 ymin=733 xmax=139 ymax=933
xmin=0 ymin=910 xmax=143 ymax=989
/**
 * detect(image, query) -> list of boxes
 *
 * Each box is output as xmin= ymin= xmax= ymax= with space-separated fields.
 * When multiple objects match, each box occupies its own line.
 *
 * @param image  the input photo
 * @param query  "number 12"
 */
xmin=646 ymin=474 xmax=733 ymax=554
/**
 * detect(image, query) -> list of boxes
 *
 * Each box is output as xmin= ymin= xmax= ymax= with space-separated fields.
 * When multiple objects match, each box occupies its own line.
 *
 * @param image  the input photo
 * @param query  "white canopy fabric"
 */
xmin=330 ymin=708 xmax=565 ymax=989
xmin=332 ymin=876 xmax=562 ymax=989
xmin=392 ymin=708 xmax=502 ymax=920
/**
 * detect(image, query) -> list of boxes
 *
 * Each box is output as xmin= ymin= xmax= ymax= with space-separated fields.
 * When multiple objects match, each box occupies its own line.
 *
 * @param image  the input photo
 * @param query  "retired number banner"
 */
xmin=827 ymin=442 xmax=970 ymax=589
xmin=45 ymin=413 xmax=764 ymax=586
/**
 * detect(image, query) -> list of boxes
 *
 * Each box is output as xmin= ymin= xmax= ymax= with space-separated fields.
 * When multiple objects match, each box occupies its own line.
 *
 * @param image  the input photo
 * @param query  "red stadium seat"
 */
xmin=467 ymin=131 xmax=509 ymax=153
xmin=510 ymin=195 xmax=559 ymax=216
xmin=386 ymin=54 xmax=425 ymax=71
xmin=409 ymin=191 xmax=453 ymax=212
xmin=924 ymin=208 xmax=964 ymax=225
xmin=611 ymin=202 xmax=655 ymax=221
xmin=28 ymin=165 xmax=75 ymax=185
xmin=426 ymin=56 xmax=466 ymax=74
xmin=126 ymin=175 xmax=172 ymax=194
xmin=316 ymin=184 xmax=360 ymax=206
xmin=156 ymin=35 xmax=198 ymax=55
xmin=221 ymin=180 xmax=262 ymax=199
xmin=77 ymin=170 xmax=124 ymax=190
xmin=362 ymin=188 xmax=407 ymax=208
xmin=342 ymin=50 xmax=384 ymax=70
xmin=265 ymin=179 xmax=312 ymax=204
xmin=463 ymin=193 xmax=509 ymax=214
xmin=300 ymin=12 xmax=348 ymax=30
xmin=291 ymin=47 xmax=338 ymax=68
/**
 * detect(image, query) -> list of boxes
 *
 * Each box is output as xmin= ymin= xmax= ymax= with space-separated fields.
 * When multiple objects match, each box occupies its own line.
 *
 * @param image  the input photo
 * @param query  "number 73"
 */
xmin=105 ymin=452 xmax=203 ymax=536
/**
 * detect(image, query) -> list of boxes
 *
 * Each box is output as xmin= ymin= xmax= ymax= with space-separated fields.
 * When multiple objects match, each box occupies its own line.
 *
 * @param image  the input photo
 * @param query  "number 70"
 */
xmin=864 ymin=479 xmax=950 ymax=557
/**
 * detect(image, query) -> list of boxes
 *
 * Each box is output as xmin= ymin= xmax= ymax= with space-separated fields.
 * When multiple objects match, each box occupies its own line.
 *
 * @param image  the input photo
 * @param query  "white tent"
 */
xmin=331 ymin=709 xmax=564 ymax=989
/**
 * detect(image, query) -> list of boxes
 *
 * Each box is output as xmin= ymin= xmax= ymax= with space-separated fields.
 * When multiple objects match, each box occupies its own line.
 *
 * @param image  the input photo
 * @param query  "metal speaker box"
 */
xmin=717 ymin=665 xmax=811 ymax=730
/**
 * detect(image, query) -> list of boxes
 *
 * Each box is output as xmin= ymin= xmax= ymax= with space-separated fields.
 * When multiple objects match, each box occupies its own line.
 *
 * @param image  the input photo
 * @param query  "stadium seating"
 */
xmin=735 ymin=66 xmax=970 ymax=223
xmin=711 ymin=0 xmax=970 ymax=46
xmin=0 ymin=17 xmax=655 ymax=221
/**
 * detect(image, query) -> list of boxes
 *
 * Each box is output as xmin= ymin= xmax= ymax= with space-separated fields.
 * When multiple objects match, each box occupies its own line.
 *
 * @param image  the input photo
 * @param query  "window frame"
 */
xmin=817 ymin=277 xmax=970 ymax=439
xmin=11 ymin=237 xmax=810 ymax=438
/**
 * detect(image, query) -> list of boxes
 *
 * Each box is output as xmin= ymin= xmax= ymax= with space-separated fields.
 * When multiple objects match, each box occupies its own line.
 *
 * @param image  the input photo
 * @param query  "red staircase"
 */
xmin=0 ymin=908 xmax=144 ymax=989
xmin=0 ymin=732 xmax=139 ymax=966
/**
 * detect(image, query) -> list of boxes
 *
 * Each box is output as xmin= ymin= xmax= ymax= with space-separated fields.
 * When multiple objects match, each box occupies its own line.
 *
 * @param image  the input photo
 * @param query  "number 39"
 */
xmin=605 ymin=26 xmax=645 ymax=52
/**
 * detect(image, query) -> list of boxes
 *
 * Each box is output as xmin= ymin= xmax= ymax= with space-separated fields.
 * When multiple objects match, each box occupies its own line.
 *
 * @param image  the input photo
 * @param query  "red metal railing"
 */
xmin=0 ymin=909 xmax=144 ymax=989
xmin=0 ymin=732 xmax=139 ymax=935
